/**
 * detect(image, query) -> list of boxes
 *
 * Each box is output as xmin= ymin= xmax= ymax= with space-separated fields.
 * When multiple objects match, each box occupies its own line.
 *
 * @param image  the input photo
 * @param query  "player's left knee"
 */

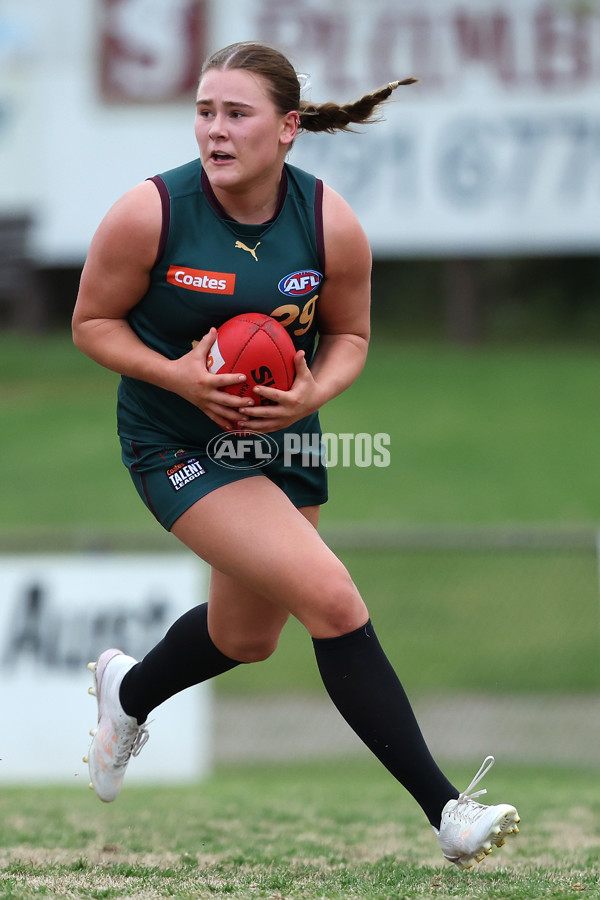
xmin=220 ymin=632 xmax=280 ymax=664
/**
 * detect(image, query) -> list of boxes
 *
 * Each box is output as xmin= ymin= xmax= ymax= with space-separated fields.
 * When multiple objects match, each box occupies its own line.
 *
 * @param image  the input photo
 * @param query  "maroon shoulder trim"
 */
xmin=314 ymin=178 xmax=325 ymax=273
xmin=147 ymin=175 xmax=170 ymax=266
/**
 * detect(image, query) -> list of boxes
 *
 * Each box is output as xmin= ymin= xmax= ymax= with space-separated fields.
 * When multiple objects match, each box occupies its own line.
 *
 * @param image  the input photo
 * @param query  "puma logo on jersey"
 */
xmin=235 ymin=240 xmax=261 ymax=262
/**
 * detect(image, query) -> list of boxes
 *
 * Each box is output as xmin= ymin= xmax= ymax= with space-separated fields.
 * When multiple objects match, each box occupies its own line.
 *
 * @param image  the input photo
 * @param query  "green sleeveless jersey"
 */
xmin=117 ymin=159 xmax=325 ymax=446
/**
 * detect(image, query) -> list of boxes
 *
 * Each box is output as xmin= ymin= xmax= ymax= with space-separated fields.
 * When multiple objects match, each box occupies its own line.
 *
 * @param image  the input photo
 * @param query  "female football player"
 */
xmin=72 ymin=41 xmax=519 ymax=869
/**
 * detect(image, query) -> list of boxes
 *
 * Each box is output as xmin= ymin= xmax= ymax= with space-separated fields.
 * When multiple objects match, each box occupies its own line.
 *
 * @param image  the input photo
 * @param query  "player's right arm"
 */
xmin=72 ymin=181 xmax=247 ymax=429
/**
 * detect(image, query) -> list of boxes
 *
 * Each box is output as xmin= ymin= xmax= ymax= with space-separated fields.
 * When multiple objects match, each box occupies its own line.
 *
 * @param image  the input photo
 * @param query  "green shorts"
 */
xmin=121 ymin=432 xmax=328 ymax=531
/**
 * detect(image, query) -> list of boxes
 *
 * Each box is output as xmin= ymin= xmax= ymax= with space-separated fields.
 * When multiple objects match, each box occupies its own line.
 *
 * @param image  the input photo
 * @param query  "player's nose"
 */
xmin=208 ymin=113 xmax=228 ymax=139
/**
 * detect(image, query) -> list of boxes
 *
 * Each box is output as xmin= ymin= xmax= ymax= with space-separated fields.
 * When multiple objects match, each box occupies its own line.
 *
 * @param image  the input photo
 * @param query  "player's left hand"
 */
xmin=237 ymin=350 xmax=323 ymax=433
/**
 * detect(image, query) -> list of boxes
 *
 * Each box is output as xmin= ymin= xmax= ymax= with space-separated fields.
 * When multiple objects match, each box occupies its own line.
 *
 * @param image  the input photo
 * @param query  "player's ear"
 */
xmin=280 ymin=111 xmax=299 ymax=145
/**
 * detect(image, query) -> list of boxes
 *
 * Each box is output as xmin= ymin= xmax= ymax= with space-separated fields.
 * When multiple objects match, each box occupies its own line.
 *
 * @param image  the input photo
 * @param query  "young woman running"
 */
xmin=73 ymin=41 xmax=520 ymax=869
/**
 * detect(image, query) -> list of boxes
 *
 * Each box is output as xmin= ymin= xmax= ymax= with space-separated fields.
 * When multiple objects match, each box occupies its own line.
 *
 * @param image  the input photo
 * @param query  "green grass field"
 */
xmin=1 ymin=332 xmax=600 ymax=529
xmin=1 ymin=333 xmax=597 ymax=695
xmin=1 ymin=763 xmax=599 ymax=899
xmin=1 ymin=333 xmax=599 ymax=897
xmin=216 ymin=544 xmax=599 ymax=696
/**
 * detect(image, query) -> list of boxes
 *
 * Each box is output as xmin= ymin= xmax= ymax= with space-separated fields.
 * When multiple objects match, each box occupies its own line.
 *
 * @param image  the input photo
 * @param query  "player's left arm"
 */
xmin=306 ymin=184 xmax=372 ymax=402
xmin=245 ymin=185 xmax=371 ymax=431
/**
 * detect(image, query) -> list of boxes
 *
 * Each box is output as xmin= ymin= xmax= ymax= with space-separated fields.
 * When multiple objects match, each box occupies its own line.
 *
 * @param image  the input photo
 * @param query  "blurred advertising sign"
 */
xmin=6 ymin=0 xmax=600 ymax=260
xmin=91 ymin=0 xmax=600 ymax=254
xmin=99 ymin=0 xmax=207 ymax=101
xmin=244 ymin=0 xmax=600 ymax=255
xmin=0 ymin=555 xmax=211 ymax=784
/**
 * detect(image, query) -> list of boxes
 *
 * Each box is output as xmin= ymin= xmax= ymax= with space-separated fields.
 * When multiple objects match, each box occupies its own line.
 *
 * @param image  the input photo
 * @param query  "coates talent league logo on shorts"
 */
xmin=207 ymin=432 xmax=279 ymax=469
xmin=278 ymin=269 xmax=322 ymax=297
xmin=165 ymin=457 xmax=206 ymax=491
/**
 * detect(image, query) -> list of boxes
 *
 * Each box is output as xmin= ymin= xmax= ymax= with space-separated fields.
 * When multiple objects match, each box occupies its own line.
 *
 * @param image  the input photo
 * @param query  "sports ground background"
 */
xmin=1 ymin=0 xmax=599 ymax=781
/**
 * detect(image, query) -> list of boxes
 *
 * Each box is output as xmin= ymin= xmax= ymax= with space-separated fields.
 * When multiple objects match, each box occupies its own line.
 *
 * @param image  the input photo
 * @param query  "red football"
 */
xmin=207 ymin=313 xmax=296 ymax=404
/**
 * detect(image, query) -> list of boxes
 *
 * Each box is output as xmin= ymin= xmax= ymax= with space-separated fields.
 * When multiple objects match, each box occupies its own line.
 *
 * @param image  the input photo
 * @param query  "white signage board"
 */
xmin=0 ymin=0 xmax=599 ymax=259
xmin=252 ymin=0 xmax=600 ymax=256
xmin=0 ymin=554 xmax=211 ymax=784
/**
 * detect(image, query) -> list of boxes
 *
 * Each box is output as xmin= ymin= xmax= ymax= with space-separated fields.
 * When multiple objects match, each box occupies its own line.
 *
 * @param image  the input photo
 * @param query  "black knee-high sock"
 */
xmin=313 ymin=620 xmax=459 ymax=827
xmin=119 ymin=603 xmax=239 ymax=724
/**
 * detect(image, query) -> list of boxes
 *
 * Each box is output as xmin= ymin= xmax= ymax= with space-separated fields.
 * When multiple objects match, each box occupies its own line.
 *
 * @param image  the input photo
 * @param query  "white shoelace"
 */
xmin=457 ymin=755 xmax=495 ymax=804
xmin=114 ymin=722 xmax=151 ymax=768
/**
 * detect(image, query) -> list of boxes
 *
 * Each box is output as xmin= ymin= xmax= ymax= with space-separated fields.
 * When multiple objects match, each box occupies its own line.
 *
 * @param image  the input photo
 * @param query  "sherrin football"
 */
xmin=207 ymin=313 xmax=296 ymax=404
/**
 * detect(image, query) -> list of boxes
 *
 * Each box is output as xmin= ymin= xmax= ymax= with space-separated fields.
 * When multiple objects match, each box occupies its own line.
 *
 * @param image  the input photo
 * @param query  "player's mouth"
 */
xmin=211 ymin=151 xmax=235 ymax=163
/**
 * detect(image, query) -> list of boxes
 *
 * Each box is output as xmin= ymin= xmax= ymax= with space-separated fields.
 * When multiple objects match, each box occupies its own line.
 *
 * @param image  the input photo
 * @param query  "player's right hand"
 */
xmin=168 ymin=329 xmax=253 ymax=431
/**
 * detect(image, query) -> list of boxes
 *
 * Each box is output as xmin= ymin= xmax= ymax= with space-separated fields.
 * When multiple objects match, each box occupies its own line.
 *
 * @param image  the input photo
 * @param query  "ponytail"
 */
xmin=299 ymin=78 xmax=418 ymax=134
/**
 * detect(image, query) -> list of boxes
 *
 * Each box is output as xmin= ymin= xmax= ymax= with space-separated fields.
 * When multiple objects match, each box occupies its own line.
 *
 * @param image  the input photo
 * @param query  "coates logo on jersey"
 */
xmin=278 ymin=269 xmax=322 ymax=297
xmin=167 ymin=265 xmax=236 ymax=295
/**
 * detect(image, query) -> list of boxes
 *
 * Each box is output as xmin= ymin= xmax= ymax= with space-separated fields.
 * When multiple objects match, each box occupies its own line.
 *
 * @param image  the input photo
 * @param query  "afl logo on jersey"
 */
xmin=278 ymin=269 xmax=322 ymax=297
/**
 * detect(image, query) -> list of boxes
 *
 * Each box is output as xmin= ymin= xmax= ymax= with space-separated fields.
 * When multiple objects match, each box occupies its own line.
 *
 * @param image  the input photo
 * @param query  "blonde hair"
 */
xmin=201 ymin=42 xmax=417 ymax=134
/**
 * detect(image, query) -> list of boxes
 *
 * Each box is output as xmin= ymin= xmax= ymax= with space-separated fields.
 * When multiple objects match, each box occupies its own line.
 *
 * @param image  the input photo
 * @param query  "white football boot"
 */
xmin=434 ymin=756 xmax=520 ymax=869
xmin=84 ymin=649 xmax=150 ymax=803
